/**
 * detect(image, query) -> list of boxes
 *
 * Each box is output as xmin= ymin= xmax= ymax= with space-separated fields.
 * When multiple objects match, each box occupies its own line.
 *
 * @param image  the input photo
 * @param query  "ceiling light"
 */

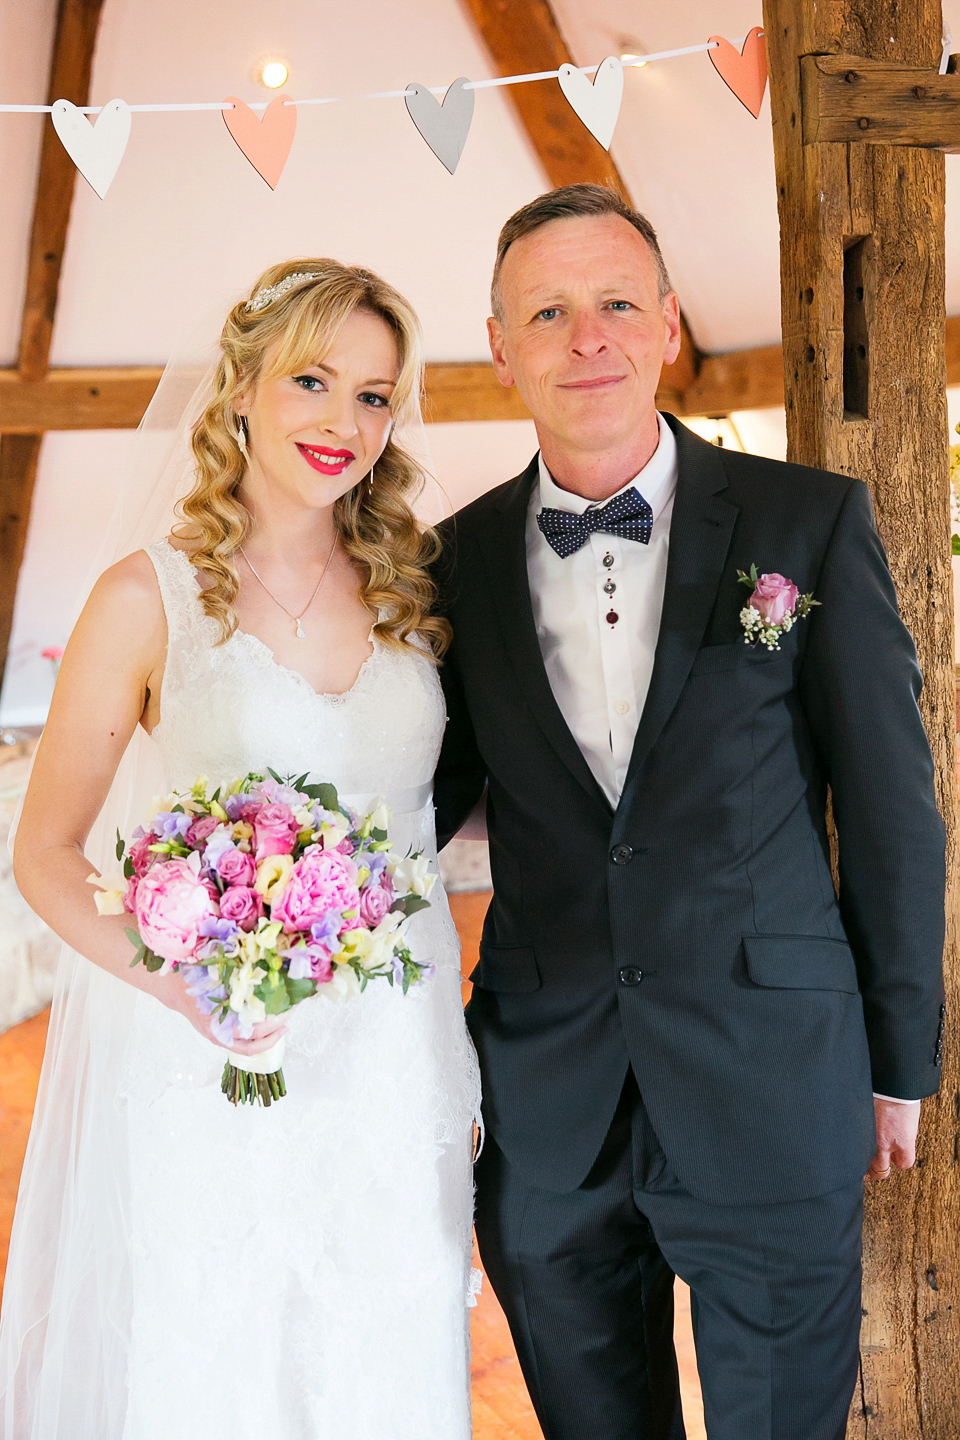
xmin=620 ymin=53 xmax=648 ymax=68
xmin=258 ymin=59 xmax=289 ymax=89
xmin=619 ymin=39 xmax=648 ymax=68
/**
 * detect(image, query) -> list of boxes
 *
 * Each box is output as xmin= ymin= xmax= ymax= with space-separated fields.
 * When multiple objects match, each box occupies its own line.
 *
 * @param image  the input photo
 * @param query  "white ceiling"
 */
xmin=3 ymin=0 xmax=960 ymax=723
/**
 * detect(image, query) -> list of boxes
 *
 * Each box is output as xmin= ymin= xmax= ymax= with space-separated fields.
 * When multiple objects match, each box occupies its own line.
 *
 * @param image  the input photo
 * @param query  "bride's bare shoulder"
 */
xmin=80 ymin=547 xmax=167 ymax=636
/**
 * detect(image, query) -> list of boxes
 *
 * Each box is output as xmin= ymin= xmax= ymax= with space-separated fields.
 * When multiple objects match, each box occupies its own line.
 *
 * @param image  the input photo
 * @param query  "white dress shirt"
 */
xmin=526 ymin=414 xmax=677 ymax=809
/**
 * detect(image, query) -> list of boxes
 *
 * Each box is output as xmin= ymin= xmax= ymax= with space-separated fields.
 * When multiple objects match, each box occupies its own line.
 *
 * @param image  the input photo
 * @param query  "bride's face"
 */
xmin=237 ymin=309 xmax=399 ymax=512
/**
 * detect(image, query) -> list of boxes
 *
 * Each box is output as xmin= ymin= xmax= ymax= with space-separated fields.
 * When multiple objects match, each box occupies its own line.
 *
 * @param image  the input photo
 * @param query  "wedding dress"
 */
xmin=0 ymin=537 xmax=480 ymax=1440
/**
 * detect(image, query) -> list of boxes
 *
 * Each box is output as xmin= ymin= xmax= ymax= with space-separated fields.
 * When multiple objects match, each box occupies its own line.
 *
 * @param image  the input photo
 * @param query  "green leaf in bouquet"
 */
xmin=267 ymin=767 xmax=284 ymax=784
xmin=285 ymin=976 xmax=318 ymax=1005
xmin=124 ymin=926 xmax=142 ymax=950
xmin=300 ymin=781 xmax=340 ymax=812
xmin=293 ymin=773 xmax=309 ymax=791
xmin=391 ymin=893 xmax=432 ymax=917
xmin=123 ymin=856 xmax=134 ymax=879
xmin=211 ymin=786 xmax=221 ymax=803
xmin=115 ymin=829 xmax=125 ymax=861
xmin=171 ymin=803 xmax=185 ymax=813
xmin=142 ymin=949 xmax=165 ymax=973
xmin=255 ymin=981 xmax=293 ymax=1015
xmin=369 ymin=828 xmax=388 ymax=844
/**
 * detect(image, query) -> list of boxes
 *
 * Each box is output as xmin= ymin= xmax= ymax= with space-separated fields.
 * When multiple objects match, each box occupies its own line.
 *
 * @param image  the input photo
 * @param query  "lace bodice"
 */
xmin=146 ymin=538 xmax=445 ymax=799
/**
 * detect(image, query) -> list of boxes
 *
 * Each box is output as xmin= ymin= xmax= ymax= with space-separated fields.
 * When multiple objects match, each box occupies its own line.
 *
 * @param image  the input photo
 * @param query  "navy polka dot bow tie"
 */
xmin=536 ymin=486 xmax=653 ymax=558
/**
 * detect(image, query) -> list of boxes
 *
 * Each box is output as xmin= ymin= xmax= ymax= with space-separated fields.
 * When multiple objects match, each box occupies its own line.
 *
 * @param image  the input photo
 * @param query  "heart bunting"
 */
xmin=222 ymin=95 xmax=297 ymax=189
xmin=707 ymin=27 xmax=768 ymax=118
xmin=51 ymin=98 xmax=131 ymax=199
xmin=557 ymin=56 xmax=623 ymax=150
xmin=404 ymin=78 xmax=475 ymax=174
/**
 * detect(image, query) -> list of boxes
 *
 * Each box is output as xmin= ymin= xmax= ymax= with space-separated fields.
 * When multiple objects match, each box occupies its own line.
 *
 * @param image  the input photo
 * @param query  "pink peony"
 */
xmin=135 ymin=858 xmax=217 ymax=964
xmin=749 ymin=572 xmax=799 ymax=626
xmin=186 ymin=814 xmax=220 ymax=848
xmin=217 ymin=847 xmax=257 ymax=888
xmin=359 ymin=881 xmax=393 ymax=928
xmin=218 ymin=884 xmax=263 ymax=932
xmin=271 ymin=849 xmax=360 ymax=932
xmin=254 ymin=802 xmax=301 ymax=862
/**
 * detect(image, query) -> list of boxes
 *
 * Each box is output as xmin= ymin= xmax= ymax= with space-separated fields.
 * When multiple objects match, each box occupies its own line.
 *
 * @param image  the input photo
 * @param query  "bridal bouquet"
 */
xmin=92 ymin=772 xmax=436 ymax=1106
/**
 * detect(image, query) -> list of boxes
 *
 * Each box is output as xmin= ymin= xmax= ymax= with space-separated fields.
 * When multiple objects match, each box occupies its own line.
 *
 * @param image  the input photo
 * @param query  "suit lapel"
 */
xmin=476 ymin=459 xmax=613 ymax=815
xmin=622 ymin=418 xmax=740 ymax=795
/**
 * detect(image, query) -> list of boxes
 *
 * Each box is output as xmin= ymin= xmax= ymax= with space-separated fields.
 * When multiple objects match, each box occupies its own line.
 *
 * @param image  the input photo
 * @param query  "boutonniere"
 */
xmin=736 ymin=565 xmax=820 ymax=650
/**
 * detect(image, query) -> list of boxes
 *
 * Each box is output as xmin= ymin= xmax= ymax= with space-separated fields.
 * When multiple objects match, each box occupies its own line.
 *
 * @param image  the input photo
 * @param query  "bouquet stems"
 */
xmin=221 ymin=1034 xmax=287 ymax=1108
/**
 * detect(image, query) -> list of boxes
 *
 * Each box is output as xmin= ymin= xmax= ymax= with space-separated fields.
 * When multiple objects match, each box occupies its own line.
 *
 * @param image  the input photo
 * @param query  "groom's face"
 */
xmin=487 ymin=214 xmax=681 ymax=457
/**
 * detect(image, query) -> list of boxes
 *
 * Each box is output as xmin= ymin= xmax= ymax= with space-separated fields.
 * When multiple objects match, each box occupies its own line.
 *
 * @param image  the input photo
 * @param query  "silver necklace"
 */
xmin=239 ymin=533 xmax=337 ymax=640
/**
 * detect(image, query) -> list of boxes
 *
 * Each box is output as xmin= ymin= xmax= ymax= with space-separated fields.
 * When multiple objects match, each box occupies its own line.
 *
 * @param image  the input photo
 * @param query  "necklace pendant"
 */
xmin=295 ymin=619 xmax=305 ymax=640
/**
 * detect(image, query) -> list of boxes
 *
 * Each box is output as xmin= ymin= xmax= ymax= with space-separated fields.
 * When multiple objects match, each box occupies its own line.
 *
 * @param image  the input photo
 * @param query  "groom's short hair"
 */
xmin=490 ymin=183 xmax=672 ymax=321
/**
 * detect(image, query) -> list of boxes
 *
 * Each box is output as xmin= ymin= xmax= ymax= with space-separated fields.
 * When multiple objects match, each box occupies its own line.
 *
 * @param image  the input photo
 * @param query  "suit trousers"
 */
xmin=474 ymin=1068 xmax=864 ymax=1440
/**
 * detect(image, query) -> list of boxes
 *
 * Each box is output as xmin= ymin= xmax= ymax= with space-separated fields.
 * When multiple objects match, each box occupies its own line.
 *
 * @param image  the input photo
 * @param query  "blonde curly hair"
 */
xmin=173 ymin=258 xmax=450 ymax=657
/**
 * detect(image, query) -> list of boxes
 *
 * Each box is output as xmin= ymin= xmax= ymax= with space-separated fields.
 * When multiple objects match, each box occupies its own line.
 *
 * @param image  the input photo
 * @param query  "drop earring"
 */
xmin=235 ymin=415 xmax=248 ymax=453
xmin=367 ymin=463 xmax=374 ymax=492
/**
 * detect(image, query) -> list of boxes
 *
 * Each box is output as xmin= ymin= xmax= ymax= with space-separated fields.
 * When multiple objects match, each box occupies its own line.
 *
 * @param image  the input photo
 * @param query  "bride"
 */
xmin=0 ymin=261 xmax=480 ymax=1439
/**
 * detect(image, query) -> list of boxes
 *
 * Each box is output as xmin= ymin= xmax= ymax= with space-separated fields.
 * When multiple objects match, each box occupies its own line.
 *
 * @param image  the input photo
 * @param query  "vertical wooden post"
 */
xmin=762 ymin=1 xmax=959 ymax=1433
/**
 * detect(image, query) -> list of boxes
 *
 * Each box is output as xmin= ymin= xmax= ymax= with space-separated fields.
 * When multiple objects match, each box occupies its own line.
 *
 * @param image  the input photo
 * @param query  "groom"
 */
xmin=433 ymin=184 xmax=946 ymax=1440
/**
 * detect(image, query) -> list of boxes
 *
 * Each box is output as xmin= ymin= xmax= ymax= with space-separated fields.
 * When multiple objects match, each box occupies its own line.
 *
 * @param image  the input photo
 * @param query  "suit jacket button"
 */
xmin=619 ymin=967 xmax=643 ymax=987
xmin=611 ymin=844 xmax=634 ymax=865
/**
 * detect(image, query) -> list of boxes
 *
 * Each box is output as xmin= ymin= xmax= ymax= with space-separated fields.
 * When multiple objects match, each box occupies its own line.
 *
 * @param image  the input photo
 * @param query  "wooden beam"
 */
xmin=0 ymin=0 xmax=105 ymax=698
xmin=763 ymin=2 xmax=959 ymax=1434
xmin=0 ymin=436 xmax=43 ymax=690
xmin=19 ymin=0 xmax=106 ymax=382
xmin=459 ymin=0 xmax=700 ymax=403
xmin=802 ymin=53 xmax=960 ymax=151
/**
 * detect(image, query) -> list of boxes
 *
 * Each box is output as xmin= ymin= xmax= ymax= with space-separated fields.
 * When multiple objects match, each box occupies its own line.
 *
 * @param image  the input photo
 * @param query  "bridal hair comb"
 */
xmin=245 ymin=271 xmax=323 ymax=313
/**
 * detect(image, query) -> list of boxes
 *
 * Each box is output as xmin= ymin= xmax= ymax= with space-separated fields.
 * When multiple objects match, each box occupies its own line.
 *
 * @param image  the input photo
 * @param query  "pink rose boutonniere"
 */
xmin=737 ymin=565 xmax=820 ymax=651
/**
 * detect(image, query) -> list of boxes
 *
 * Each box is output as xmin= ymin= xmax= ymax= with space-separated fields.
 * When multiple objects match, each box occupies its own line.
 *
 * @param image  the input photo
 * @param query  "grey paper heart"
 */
xmin=404 ymin=77 xmax=474 ymax=175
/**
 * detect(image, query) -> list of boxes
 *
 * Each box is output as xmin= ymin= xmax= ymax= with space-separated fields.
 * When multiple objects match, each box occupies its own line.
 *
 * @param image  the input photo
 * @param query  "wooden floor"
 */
xmin=0 ymin=892 xmax=705 ymax=1439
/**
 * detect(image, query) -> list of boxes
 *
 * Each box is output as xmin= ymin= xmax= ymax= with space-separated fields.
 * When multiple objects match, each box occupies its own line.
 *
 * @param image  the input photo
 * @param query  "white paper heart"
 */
xmin=557 ymin=56 xmax=623 ymax=150
xmin=51 ymin=98 xmax=131 ymax=200
xmin=404 ymin=77 xmax=474 ymax=175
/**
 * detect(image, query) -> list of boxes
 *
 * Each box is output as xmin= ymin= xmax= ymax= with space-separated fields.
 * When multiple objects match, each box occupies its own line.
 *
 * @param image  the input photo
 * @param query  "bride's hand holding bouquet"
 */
xmin=91 ymin=770 xmax=436 ymax=1106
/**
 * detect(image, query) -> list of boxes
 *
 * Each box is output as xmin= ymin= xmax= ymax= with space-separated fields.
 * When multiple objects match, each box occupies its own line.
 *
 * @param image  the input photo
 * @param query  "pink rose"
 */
xmin=217 ymin=848 xmax=257 ymax=888
xmin=750 ymin=572 xmax=799 ymax=626
xmin=271 ymin=850 xmax=360 ymax=932
xmin=254 ymin=802 xmax=301 ymax=862
xmin=128 ymin=832 xmax=155 ymax=879
xmin=218 ymin=885 xmax=263 ymax=932
xmin=186 ymin=814 xmax=220 ymax=848
xmin=310 ymin=945 xmax=334 ymax=983
xmin=359 ymin=884 xmax=393 ymax=928
xmin=135 ymin=858 xmax=217 ymax=964
xmin=239 ymin=800 xmax=264 ymax=824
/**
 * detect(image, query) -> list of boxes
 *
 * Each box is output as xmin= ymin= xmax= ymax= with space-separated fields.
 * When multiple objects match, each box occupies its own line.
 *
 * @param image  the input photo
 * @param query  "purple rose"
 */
xmin=186 ymin=814 xmax=219 ymax=848
xmin=359 ymin=882 xmax=393 ymax=927
xmin=218 ymin=885 xmax=263 ymax=932
xmin=217 ymin=848 xmax=256 ymax=887
xmin=254 ymin=802 xmax=301 ymax=862
xmin=749 ymin=573 xmax=799 ymax=626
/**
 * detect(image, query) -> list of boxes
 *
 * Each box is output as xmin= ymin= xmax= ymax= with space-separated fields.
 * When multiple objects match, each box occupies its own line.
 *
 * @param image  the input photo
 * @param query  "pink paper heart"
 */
xmin=708 ymin=27 xmax=768 ymax=119
xmin=222 ymin=95 xmax=297 ymax=189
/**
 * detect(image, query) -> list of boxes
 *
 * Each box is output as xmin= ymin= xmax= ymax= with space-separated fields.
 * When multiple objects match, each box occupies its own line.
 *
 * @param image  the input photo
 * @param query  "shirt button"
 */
xmin=602 ymin=553 xmax=615 ymax=568
xmin=614 ymin=700 xmax=630 ymax=716
xmin=610 ymin=844 xmax=634 ymax=865
xmin=618 ymin=966 xmax=643 ymax=987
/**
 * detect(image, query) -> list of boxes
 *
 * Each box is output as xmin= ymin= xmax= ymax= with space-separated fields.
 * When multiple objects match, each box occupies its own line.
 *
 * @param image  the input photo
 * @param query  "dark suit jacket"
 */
xmin=433 ymin=415 xmax=946 ymax=1207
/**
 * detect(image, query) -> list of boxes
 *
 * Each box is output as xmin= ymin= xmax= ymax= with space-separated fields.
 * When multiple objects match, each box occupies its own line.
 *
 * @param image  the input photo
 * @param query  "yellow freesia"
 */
xmin=255 ymin=854 xmax=294 ymax=903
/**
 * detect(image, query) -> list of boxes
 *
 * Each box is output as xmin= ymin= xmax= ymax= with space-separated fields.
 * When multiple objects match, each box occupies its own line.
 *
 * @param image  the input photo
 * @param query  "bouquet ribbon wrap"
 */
xmin=227 ymin=1036 xmax=286 ymax=1075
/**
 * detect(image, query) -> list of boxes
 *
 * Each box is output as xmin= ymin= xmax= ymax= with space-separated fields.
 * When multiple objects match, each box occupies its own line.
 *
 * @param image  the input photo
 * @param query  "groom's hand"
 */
xmin=866 ymin=1097 xmax=922 ymax=1181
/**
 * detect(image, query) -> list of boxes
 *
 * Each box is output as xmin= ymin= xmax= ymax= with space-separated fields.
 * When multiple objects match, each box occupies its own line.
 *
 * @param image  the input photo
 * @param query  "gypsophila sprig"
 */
xmin=736 ymin=564 xmax=820 ymax=651
xmin=88 ymin=772 xmax=436 ymax=1107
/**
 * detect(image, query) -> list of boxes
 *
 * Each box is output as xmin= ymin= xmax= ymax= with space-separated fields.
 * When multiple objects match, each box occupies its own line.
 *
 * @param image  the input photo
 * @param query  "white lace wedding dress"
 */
xmin=0 ymin=538 xmax=480 ymax=1440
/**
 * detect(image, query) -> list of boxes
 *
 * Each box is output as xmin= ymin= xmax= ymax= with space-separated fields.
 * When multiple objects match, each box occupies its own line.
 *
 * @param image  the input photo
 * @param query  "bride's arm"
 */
xmin=13 ymin=551 xmax=285 ymax=1057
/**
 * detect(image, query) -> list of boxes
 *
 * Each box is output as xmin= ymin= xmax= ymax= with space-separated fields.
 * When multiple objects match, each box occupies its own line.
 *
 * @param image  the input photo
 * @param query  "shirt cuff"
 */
xmin=873 ymin=1092 xmax=922 ymax=1105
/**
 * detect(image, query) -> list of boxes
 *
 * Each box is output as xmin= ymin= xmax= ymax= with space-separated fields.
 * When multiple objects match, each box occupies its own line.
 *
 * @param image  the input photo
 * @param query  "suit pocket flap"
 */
xmin=743 ymin=935 xmax=859 ymax=993
xmin=470 ymin=946 xmax=541 ymax=994
xmin=689 ymin=641 xmax=781 ymax=676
